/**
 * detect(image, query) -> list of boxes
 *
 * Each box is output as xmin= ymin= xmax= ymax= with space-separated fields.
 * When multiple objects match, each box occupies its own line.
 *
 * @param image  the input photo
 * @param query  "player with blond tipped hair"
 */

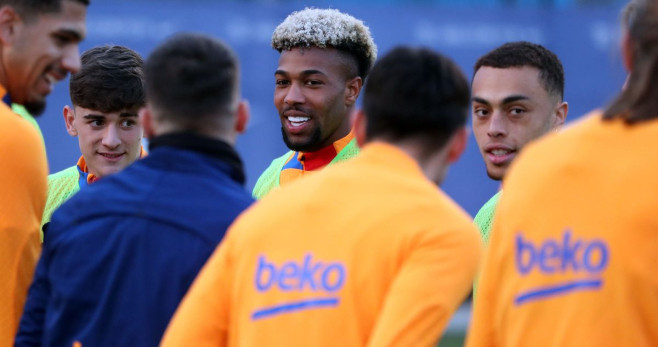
xmin=252 ymin=8 xmax=377 ymax=199
xmin=162 ymin=45 xmax=481 ymax=347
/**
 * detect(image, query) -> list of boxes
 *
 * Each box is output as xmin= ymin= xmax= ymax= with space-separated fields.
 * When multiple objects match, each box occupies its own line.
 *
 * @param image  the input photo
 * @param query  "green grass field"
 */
xmin=438 ymin=333 xmax=465 ymax=347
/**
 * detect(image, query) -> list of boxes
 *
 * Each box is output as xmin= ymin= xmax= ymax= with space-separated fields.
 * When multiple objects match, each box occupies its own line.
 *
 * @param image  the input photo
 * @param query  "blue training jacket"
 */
xmin=16 ymin=133 xmax=254 ymax=347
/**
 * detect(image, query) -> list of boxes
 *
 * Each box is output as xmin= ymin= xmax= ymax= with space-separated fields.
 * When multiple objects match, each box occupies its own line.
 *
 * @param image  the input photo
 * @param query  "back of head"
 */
xmin=363 ymin=46 xmax=470 ymax=150
xmin=0 ymin=0 xmax=90 ymax=22
xmin=70 ymin=45 xmax=144 ymax=113
xmin=144 ymin=32 xmax=239 ymax=132
xmin=474 ymin=41 xmax=565 ymax=101
xmin=271 ymin=7 xmax=377 ymax=80
xmin=604 ymin=0 xmax=658 ymax=123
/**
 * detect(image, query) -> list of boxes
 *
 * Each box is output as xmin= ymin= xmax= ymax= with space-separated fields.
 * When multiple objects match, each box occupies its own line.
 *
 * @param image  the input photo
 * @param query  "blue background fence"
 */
xmin=37 ymin=1 xmax=627 ymax=216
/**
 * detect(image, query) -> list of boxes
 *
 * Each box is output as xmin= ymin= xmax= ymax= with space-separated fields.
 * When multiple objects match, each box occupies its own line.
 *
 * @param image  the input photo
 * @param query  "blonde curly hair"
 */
xmin=272 ymin=8 xmax=377 ymax=79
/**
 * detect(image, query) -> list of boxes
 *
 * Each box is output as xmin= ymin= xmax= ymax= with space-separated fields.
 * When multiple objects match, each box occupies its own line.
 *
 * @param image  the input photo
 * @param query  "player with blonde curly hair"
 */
xmin=252 ymin=8 xmax=377 ymax=199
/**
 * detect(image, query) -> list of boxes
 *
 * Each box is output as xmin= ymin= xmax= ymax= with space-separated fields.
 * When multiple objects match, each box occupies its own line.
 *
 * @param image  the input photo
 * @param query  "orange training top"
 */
xmin=467 ymin=111 xmax=658 ymax=347
xmin=0 ymin=86 xmax=47 ymax=345
xmin=162 ymin=142 xmax=482 ymax=347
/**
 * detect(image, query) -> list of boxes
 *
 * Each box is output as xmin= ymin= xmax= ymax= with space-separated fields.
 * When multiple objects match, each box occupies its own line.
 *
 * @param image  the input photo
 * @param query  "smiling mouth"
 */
xmin=99 ymin=153 xmax=124 ymax=160
xmin=288 ymin=116 xmax=310 ymax=127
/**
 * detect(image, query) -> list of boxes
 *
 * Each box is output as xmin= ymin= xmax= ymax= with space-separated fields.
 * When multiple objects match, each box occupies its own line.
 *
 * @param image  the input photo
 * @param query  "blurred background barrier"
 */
xmin=39 ymin=0 xmax=627 ymax=219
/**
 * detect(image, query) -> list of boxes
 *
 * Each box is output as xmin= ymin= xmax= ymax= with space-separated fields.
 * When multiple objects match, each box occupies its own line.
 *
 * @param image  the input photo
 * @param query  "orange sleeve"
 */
xmin=160 ymin=231 xmax=234 ymax=347
xmin=367 ymin=224 xmax=482 ymax=347
xmin=0 ymin=113 xmax=47 ymax=345
xmin=465 ymin=249 xmax=497 ymax=347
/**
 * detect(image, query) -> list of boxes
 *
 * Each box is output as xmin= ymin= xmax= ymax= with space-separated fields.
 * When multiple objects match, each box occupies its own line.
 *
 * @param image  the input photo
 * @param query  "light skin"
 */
xmin=274 ymin=46 xmax=362 ymax=152
xmin=621 ymin=26 xmax=634 ymax=89
xmin=471 ymin=66 xmax=567 ymax=181
xmin=140 ymin=100 xmax=250 ymax=145
xmin=353 ymin=109 xmax=468 ymax=186
xmin=0 ymin=0 xmax=87 ymax=116
xmin=64 ymin=105 xmax=143 ymax=178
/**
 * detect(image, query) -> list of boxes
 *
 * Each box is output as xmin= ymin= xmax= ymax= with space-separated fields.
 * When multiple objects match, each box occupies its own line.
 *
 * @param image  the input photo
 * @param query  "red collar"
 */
xmin=298 ymin=131 xmax=354 ymax=171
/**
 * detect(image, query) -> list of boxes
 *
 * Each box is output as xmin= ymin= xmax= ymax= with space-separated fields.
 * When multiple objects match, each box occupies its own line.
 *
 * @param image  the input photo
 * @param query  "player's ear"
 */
xmin=353 ymin=109 xmax=367 ymax=148
xmin=63 ymin=105 xmax=77 ymax=136
xmin=446 ymin=126 xmax=468 ymax=164
xmin=139 ymin=106 xmax=155 ymax=139
xmin=235 ymin=100 xmax=250 ymax=134
xmin=344 ymin=76 xmax=362 ymax=107
xmin=553 ymin=101 xmax=568 ymax=130
xmin=621 ymin=29 xmax=634 ymax=73
xmin=0 ymin=6 xmax=19 ymax=46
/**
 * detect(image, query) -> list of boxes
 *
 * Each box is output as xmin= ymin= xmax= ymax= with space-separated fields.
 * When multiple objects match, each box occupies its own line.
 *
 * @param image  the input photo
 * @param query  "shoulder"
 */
xmin=513 ymin=111 xmax=602 ymax=170
xmin=0 ymin=108 xmax=47 ymax=186
xmin=390 ymin=187 xmax=482 ymax=257
xmin=252 ymin=150 xmax=295 ymax=199
xmin=0 ymin=108 xmax=45 ymax=160
xmin=474 ymin=191 xmax=501 ymax=242
xmin=477 ymin=191 xmax=502 ymax=214
xmin=43 ymin=166 xmax=81 ymax=223
xmin=332 ymin=138 xmax=360 ymax=162
xmin=48 ymin=166 xmax=79 ymax=184
xmin=263 ymin=150 xmax=297 ymax=173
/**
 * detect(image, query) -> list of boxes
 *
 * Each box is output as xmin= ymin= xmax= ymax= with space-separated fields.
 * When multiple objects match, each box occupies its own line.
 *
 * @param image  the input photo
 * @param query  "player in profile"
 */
xmin=0 ymin=0 xmax=88 ymax=344
xmin=467 ymin=0 xmax=658 ymax=345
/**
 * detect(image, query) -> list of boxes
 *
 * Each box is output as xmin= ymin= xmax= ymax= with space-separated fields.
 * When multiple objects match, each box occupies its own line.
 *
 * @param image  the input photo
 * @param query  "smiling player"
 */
xmin=162 ymin=46 xmax=481 ymax=347
xmin=471 ymin=41 xmax=568 ymax=242
xmin=252 ymin=8 xmax=377 ymax=199
xmin=41 ymin=45 xmax=146 ymax=231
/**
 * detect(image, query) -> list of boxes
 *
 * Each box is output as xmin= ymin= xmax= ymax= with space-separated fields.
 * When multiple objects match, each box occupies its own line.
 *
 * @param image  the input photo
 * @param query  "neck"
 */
xmin=379 ymin=139 xmax=450 ymax=185
xmin=152 ymin=123 xmax=235 ymax=146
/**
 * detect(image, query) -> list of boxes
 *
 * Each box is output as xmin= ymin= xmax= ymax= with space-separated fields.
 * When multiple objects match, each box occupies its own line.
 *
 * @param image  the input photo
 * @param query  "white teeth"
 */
xmin=288 ymin=116 xmax=309 ymax=122
xmin=288 ymin=116 xmax=310 ymax=127
xmin=492 ymin=149 xmax=510 ymax=156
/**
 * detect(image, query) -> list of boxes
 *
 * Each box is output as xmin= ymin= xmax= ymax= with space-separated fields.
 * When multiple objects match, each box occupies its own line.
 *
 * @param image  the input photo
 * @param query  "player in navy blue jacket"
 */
xmin=15 ymin=33 xmax=253 ymax=347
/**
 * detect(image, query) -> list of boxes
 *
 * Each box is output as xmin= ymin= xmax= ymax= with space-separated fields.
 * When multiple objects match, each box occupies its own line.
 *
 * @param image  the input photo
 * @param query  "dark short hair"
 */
xmin=144 ymin=32 xmax=239 ymax=128
xmin=474 ymin=41 xmax=565 ymax=100
xmin=0 ymin=0 xmax=90 ymax=21
xmin=363 ymin=46 xmax=470 ymax=149
xmin=69 ymin=45 xmax=144 ymax=113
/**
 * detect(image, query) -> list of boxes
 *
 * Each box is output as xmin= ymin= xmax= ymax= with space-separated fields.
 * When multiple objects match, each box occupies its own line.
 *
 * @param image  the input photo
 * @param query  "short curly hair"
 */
xmin=272 ymin=8 xmax=377 ymax=80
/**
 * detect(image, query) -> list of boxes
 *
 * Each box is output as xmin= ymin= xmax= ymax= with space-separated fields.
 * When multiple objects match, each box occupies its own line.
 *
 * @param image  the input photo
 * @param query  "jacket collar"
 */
xmin=148 ymin=132 xmax=246 ymax=185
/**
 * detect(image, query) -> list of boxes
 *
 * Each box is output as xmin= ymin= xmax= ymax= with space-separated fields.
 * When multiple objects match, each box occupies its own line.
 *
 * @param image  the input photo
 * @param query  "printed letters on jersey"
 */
xmin=514 ymin=229 xmax=609 ymax=305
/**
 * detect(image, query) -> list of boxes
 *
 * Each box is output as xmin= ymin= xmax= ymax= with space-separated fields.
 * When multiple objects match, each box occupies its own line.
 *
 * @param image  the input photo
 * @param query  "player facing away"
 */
xmin=252 ymin=7 xmax=377 ymax=199
xmin=161 ymin=46 xmax=482 ymax=347
xmin=471 ymin=41 xmax=568 ymax=243
xmin=467 ymin=0 xmax=658 ymax=345
xmin=15 ymin=33 xmax=254 ymax=347
xmin=41 ymin=45 xmax=146 ymax=233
